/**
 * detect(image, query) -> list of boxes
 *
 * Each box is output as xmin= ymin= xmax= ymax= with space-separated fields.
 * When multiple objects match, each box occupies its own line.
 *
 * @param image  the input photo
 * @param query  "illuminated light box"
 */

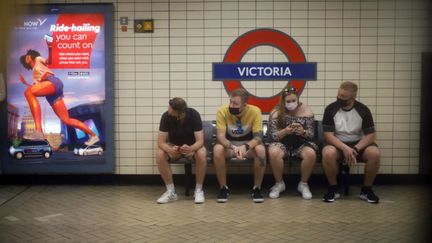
xmin=1 ymin=3 xmax=114 ymax=174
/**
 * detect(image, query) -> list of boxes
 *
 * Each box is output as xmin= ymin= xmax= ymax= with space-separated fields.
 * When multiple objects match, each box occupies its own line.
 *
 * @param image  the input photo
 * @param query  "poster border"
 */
xmin=0 ymin=3 xmax=115 ymax=174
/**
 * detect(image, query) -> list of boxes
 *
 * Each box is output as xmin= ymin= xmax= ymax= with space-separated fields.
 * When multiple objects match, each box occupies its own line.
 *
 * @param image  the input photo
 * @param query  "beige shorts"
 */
xmin=167 ymin=143 xmax=195 ymax=162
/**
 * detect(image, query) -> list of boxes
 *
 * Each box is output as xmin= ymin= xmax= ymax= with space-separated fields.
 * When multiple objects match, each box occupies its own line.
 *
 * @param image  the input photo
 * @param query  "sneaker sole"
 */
xmin=194 ymin=196 xmax=205 ymax=204
xmin=322 ymin=198 xmax=335 ymax=203
xmin=269 ymin=189 xmax=284 ymax=199
xmin=157 ymin=198 xmax=178 ymax=204
xmin=322 ymin=193 xmax=340 ymax=203
xmin=298 ymin=190 xmax=312 ymax=200
xmin=359 ymin=194 xmax=379 ymax=204
xmin=216 ymin=198 xmax=228 ymax=203
xmin=194 ymin=193 xmax=205 ymax=204
xmin=253 ymin=198 xmax=264 ymax=203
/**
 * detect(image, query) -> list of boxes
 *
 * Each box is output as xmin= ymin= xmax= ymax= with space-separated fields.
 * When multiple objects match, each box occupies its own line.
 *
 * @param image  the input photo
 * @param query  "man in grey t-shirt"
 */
xmin=321 ymin=81 xmax=381 ymax=203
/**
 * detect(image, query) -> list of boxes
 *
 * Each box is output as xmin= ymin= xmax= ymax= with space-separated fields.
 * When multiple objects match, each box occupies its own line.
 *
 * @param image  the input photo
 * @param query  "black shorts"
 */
xmin=336 ymin=142 xmax=378 ymax=162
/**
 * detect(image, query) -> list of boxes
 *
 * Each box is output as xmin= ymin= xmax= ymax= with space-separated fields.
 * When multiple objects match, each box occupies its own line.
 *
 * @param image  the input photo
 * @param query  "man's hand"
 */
xmin=232 ymin=145 xmax=247 ymax=160
xmin=168 ymin=145 xmax=181 ymax=157
xmin=342 ymin=145 xmax=357 ymax=166
xmin=178 ymin=144 xmax=193 ymax=155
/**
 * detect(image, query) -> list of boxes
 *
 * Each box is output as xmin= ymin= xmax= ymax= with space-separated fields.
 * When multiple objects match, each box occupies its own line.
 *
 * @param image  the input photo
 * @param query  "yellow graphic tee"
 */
xmin=216 ymin=104 xmax=263 ymax=141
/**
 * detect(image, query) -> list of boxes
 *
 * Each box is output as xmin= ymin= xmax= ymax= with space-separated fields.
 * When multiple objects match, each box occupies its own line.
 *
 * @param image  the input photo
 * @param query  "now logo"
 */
xmin=23 ymin=18 xmax=47 ymax=27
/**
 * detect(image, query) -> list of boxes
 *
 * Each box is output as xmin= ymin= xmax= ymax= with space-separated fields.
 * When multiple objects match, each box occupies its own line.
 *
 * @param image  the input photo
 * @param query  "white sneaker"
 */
xmin=297 ymin=182 xmax=312 ymax=200
xmin=269 ymin=181 xmax=286 ymax=199
xmin=194 ymin=189 xmax=205 ymax=204
xmin=85 ymin=136 xmax=100 ymax=146
xmin=157 ymin=190 xmax=178 ymax=204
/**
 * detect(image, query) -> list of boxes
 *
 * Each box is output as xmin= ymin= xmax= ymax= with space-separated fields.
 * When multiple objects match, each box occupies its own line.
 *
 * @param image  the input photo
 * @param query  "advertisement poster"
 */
xmin=1 ymin=4 xmax=114 ymax=173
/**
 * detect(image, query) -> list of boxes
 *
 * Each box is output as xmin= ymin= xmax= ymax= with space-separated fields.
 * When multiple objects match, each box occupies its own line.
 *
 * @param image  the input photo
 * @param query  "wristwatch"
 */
xmin=353 ymin=146 xmax=359 ymax=153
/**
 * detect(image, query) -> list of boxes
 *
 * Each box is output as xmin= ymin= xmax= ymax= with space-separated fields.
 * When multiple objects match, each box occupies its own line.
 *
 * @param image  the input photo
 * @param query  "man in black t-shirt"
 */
xmin=322 ymin=81 xmax=381 ymax=203
xmin=156 ymin=97 xmax=207 ymax=204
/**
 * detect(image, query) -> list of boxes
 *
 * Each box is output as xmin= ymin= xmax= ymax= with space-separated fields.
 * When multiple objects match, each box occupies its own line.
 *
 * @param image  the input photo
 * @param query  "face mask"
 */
xmin=285 ymin=102 xmax=298 ymax=111
xmin=229 ymin=107 xmax=241 ymax=115
xmin=336 ymin=97 xmax=349 ymax=108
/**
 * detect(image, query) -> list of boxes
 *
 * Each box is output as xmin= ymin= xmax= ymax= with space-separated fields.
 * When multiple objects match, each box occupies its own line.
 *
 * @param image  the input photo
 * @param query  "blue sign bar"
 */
xmin=213 ymin=62 xmax=317 ymax=81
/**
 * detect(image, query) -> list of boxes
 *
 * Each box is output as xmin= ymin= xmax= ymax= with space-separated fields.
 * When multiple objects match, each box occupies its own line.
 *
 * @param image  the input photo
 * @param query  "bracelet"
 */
xmin=244 ymin=143 xmax=250 ymax=151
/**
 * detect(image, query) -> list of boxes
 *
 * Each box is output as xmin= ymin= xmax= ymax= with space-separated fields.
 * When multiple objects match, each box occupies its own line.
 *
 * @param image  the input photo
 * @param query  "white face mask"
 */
xmin=285 ymin=101 xmax=298 ymax=111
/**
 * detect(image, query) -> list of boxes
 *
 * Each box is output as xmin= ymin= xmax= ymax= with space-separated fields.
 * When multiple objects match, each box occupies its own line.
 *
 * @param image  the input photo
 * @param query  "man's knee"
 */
xmin=322 ymin=145 xmax=338 ymax=163
xmin=194 ymin=147 xmax=208 ymax=164
xmin=253 ymin=144 xmax=266 ymax=166
xmin=363 ymin=146 xmax=380 ymax=164
xmin=213 ymin=144 xmax=226 ymax=162
xmin=253 ymin=144 xmax=266 ymax=157
xmin=156 ymin=148 xmax=168 ymax=165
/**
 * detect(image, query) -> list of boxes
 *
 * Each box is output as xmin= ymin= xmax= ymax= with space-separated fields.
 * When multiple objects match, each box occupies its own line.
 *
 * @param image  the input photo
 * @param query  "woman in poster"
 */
xmin=18 ymin=38 xmax=99 ymax=146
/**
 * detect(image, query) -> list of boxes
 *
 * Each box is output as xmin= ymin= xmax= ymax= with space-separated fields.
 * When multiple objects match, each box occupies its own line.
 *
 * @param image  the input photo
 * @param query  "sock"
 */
xmin=276 ymin=181 xmax=285 ymax=187
xmin=329 ymin=184 xmax=338 ymax=192
xmin=195 ymin=184 xmax=203 ymax=191
xmin=361 ymin=186 xmax=371 ymax=192
xmin=299 ymin=181 xmax=308 ymax=186
xmin=253 ymin=185 xmax=261 ymax=190
xmin=166 ymin=183 xmax=175 ymax=193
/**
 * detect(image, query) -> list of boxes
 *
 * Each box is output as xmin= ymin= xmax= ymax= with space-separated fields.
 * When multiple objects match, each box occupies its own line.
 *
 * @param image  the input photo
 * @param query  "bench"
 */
xmin=175 ymin=120 xmax=350 ymax=196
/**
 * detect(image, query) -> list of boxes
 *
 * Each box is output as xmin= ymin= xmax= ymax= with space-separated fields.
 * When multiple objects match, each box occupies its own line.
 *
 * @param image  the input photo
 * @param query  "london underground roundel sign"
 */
xmin=213 ymin=28 xmax=317 ymax=113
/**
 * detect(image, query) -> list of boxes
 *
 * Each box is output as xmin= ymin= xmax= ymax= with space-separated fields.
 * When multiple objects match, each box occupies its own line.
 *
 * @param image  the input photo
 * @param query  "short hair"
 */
xmin=340 ymin=81 xmax=358 ymax=94
xmin=230 ymin=88 xmax=249 ymax=104
xmin=20 ymin=49 xmax=41 ymax=70
xmin=169 ymin=97 xmax=187 ymax=112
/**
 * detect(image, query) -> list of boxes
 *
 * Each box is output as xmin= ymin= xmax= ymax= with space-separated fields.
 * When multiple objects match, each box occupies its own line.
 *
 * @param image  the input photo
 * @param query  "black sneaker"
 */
xmin=251 ymin=187 xmax=264 ymax=203
xmin=322 ymin=188 xmax=340 ymax=203
xmin=359 ymin=187 xmax=379 ymax=203
xmin=216 ymin=186 xmax=229 ymax=203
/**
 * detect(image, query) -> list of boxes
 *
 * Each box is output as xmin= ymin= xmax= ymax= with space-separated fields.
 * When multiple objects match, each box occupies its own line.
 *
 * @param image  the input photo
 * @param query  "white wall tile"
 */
xmin=19 ymin=0 xmax=416 ymax=175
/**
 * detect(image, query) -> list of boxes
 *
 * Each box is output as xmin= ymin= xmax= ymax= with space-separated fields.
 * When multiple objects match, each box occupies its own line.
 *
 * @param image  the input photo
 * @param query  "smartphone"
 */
xmin=44 ymin=34 xmax=53 ymax=43
xmin=291 ymin=122 xmax=301 ymax=128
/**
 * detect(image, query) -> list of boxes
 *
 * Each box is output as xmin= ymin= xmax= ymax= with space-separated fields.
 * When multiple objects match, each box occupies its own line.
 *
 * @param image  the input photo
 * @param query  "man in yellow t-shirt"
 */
xmin=213 ymin=88 xmax=266 ymax=203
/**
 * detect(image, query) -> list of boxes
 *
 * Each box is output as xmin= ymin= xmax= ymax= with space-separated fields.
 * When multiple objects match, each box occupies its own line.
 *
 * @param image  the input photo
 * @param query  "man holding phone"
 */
xmin=213 ymin=88 xmax=266 ymax=203
xmin=321 ymin=81 xmax=381 ymax=203
xmin=156 ymin=97 xmax=207 ymax=204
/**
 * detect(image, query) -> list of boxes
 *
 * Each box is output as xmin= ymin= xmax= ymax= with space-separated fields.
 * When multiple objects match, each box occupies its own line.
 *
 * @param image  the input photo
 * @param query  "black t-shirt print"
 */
xmin=159 ymin=108 xmax=203 ymax=146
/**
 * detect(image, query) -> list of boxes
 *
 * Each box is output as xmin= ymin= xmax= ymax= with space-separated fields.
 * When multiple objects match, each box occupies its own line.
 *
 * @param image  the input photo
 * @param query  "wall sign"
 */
xmin=134 ymin=19 xmax=154 ymax=33
xmin=213 ymin=28 xmax=317 ymax=113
